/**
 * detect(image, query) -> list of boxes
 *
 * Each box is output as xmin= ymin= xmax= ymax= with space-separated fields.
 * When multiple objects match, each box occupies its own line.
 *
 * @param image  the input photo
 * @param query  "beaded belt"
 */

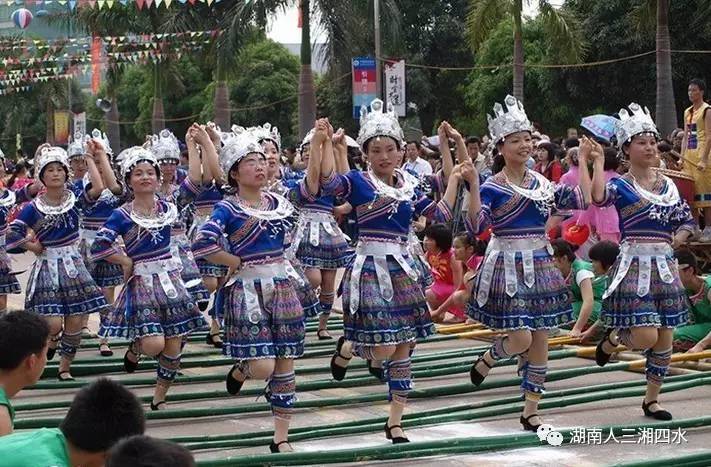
xmin=225 ymin=260 xmax=303 ymax=324
xmin=27 ymin=243 xmax=81 ymax=301
xmin=291 ymin=209 xmax=347 ymax=249
xmin=603 ymin=242 xmax=674 ymax=299
xmin=132 ymin=257 xmax=183 ymax=299
xmin=349 ymin=240 xmax=419 ymax=314
xmin=476 ymin=236 xmax=552 ymax=307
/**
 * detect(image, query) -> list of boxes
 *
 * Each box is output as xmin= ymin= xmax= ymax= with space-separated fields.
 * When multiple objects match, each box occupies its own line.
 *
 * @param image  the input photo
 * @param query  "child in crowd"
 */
xmin=431 ymin=232 xmax=486 ymax=322
xmin=0 ymin=311 xmax=49 ymax=436
xmin=424 ymin=223 xmax=464 ymax=322
xmin=579 ymin=240 xmax=621 ymax=343
xmin=107 ymin=435 xmax=195 ymax=467
xmin=673 ymin=249 xmax=711 ymax=353
xmin=0 ymin=378 xmax=145 ymax=467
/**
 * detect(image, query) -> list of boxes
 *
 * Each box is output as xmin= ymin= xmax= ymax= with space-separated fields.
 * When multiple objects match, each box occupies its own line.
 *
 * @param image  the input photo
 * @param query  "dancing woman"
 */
xmin=590 ymin=103 xmax=694 ymax=420
xmin=91 ymin=147 xmax=206 ymax=410
xmin=465 ymin=95 xmax=590 ymax=431
xmin=323 ymin=99 xmax=460 ymax=443
xmin=7 ymin=146 xmax=109 ymax=381
xmin=289 ymin=126 xmax=353 ymax=339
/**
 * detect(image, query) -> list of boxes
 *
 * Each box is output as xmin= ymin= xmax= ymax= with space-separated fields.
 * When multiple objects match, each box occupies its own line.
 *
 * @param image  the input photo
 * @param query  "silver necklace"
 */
xmin=35 ymin=190 xmax=75 ymax=216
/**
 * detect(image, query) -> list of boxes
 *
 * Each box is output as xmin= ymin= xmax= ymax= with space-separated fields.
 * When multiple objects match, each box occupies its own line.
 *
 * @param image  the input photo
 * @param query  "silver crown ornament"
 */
xmin=487 ymin=94 xmax=533 ymax=144
xmin=249 ymin=123 xmax=282 ymax=151
xmin=220 ymin=126 xmax=266 ymax=176
xmin=89 ymin=128 xmax=113 ymax=155
xmin=150 ymin=129 xmax=181 ymax=163
xmin=36 ymin=146 xmax=70 ymax=176
xmin=117 ymin=146 xmax=160 ymax=179
xmin=614 ymin=103 xmax=659 ymax=148
xmin=67 ymin=132 xmax=87 ymax=159
xmin=356 ymin=98 xmax=404 ymax=152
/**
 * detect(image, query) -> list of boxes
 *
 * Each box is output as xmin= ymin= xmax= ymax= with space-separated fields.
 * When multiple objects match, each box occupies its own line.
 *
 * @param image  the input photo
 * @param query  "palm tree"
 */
xmin=298 ymin=0 xmax=315 ymax=139
xmin=466 ymin=0 xmax=585 ymax=103
xmin=632 ymin=0 xmax=676 ymax=138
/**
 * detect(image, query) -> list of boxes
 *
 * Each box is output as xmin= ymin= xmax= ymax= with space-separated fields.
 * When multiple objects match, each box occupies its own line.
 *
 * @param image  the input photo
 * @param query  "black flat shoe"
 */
xmin=330 ymin=336 xmax=351 ymax=381
xmin=225 ymin=364 xmax=246 ymax=395
xmin=57 ymin=371 xmax=74 ymax=382
xmin=595 ymin=329 xmax=614 ymax=367
xmin=123 ymin=347 xmax=139 ymax=373
xmin=47 ymin=346 xmax=57 ymax=361
xmin=520 ymin=414 xmax=542 ymax=432
xmin=384 ymin=422 xmax=410 ymax=444
xmin=470 ymin=353 xmax=493 ymax=386
xmin=316 ymin=329 xmax=333 ymax=340
xmin=367 ymin=360 xmax=386 ymax=382
xmin=150 ymin=400 xmax=166 ymax=411
xmin=99 ymin=343 xmax=113 ymax=357
xmin=643 ymin=400 xmax=672 ymax=421
xmin=206 ymin=332 xmax=223 ymax=349
xmin=269 ymin=440 xmax=292 ymax=453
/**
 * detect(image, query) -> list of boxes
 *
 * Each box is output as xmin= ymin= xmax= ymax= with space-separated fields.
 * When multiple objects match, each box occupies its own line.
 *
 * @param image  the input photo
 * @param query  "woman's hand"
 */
xmin=24 ymin=238 xmax=44 ymax=255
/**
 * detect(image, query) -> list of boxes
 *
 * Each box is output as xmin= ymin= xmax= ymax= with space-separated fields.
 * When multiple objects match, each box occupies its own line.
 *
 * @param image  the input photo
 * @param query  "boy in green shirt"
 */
xmin=673 ymin=249 xmax=711 ymax=353
xmin=0 ymin=311 xmax=50 ymax=436
xmin=0 ymin=378 xmax=145 ymax=467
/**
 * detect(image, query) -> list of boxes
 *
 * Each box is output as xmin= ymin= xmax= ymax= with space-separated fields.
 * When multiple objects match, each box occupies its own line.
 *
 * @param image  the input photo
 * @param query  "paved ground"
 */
xmin=9 ymin=252 xmax=711 ymax=466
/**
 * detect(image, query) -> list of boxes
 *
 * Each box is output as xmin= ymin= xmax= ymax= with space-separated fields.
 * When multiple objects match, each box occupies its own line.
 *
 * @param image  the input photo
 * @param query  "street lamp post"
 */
xmin=374 ymin=0 xmax=382 ymax=99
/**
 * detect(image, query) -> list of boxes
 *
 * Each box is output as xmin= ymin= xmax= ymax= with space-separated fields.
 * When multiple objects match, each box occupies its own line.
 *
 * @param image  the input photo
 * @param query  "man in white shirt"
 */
xmin=403 ymin=141 xmax=433 ymax=176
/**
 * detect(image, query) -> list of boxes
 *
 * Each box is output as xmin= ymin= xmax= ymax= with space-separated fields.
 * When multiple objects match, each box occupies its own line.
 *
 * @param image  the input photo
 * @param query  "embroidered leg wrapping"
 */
xmin=268 ymin=371 xmax=296 ymax=421
xmin=156 ymin=353 xmax=182 ymax=388
xmin=386 ymin=358 xmax=412 ymax=404
xmin=319 ymin=291 xmax=335 ymax=317
xmin=521 ymin=363 xmax=547 ymax=395
xmin=645 ymin=349 xmax=672 ymax=386
xmin=490 ymin=336 xmax=513 ymax=361
xmin=352 ymin=343 xmax=377 ymax=361
xmin=59 ymin=330 xmax=82 ymax=362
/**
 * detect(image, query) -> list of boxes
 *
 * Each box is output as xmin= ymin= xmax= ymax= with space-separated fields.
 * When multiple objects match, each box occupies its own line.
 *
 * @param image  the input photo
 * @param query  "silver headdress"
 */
xmin=614 ymin=103 xmax=659 ymax=148
xmin=150 ymin=129 xmax=180 ymax=164
xmin=356 ymin=98 xmax=404 ymax=152
xmin=36 ymin=146 xmax=70 ymax=176
xmin=117 ymin=146 xmax=160 ymax=179
xmin=0 ymin=148 xmax=4 ymax=160
xmin=487 ymin=94 xmax=532 ymax=144
xmin=300 ymin=128 xmax=315 ymax=152
xmin=67 ymin=132 xmax=87 ymax=159
xmin=249 ymin=123 xmax=281 ymax=151
xmin=89 ymin=128 xmax=113 ymax=156
xmin=220 ymin=126 xmax=265 ymax=176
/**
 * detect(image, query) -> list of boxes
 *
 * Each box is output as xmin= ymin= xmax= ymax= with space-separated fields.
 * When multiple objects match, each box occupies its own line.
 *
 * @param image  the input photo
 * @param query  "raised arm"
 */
xmin=185 ymin=126 xmax=203 ymax=185
xmin=88 ymin=139 xmax=121 ymax=196
xmin=306 ymin=119 xmax=330 ymax=196
xmin=332 ymin=128 xmax=350 ymax=175
xmin=460 ymin=161 xmax=481 ymax=232
xmin=438 ymin=122 xmax=454 ymax=181
xmin=84 ymin=153 xmax=105 ymax=200
xmin=194 ymin=124 xmax=223 ymax=185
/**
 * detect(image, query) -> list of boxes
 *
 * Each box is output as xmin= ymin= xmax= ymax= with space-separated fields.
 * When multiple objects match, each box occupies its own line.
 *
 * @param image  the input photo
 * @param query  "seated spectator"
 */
xmin=424 ymin=224 xmax=463 ymax=323
xmin=0 ymin=378 xmax=145 ymax=467
xmin=534 ymin=142 xmax=563 ymax=183
xmin=579 ymin=240 xmax=621 ymax=343
xmin=107 ymin=435 xmax=195 ymax=467
xmin=0 ymin=311 xmax=50 ymax=436
xmin=673 ymin=249 xmax=711 ymax=353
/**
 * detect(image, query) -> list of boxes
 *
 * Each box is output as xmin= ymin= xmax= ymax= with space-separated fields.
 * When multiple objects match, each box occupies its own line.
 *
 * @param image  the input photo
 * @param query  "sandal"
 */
xmin=206 ymin=332 xmax=223 ymax=349
xmin=57 ymin=371 xmax=75 ymax=382
xmin=269 ymin=440 xmax=292 ymax=453
xmin=99 ymin=343 xmax=113 ymax=357
xmin=316 ymin=329 xmax=333 ymax=340
xmin=520 ymin=413 xmax=542 ymax=432
xmin=595 ymin=329 xmax=615 ymax=367
xmin=150 ymin=400 xmax=166 ymax=411
xmin=384 ymin=423 xmax=410 ymax=444
xmin=225 ymin=364 xmax=246 ymax=395
xmin=470 ymin=353 xmax=493 ymax=386
xmin=123 ymin=345 xmax=140 ymax=373
xmin=642 ymin=400 xmax=672 ymax=421
xmin=330 ymin=336 xmax=351 ymax=381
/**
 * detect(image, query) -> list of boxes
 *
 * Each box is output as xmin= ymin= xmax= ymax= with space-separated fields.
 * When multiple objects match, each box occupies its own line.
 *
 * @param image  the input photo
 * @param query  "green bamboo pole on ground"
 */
xmin=177 ymin=372 xmax=709 ymax=450
xmin=610 ymin=451 xmax=711 ymax=467
xmin=195 ymin=415 xmax=711 ymax=466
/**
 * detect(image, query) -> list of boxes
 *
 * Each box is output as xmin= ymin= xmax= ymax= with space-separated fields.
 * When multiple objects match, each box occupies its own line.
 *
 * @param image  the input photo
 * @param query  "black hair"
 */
xmin=123 ymin=160 xmax=161 ymax=189
xmin=424 ymin=223 xmax=453 ymax=251
xmin=466 ymin=136 xmax=481 ymax=146
xmin=363 ymin=136 xmax=402 ymax=154
xmin=689 ymin=78 xmax=706 ymax=93
xmin=674 ymin=248 xmax=699 ymax=275
xmin=60 ymin=378 xmax=145 ymax=453
xmin=538 ymin=142 xmax=561 ymax=163
xmin=39 ymin=162 xmax=69 ymax=185
xmin=226 ymin=152 xmax=267 ymax=188
xmin=551 ymin=239 xmax=576 ymax=262
xmin=0 ymin=311 xmax=49 ymax=370
xmin=454 ymin=232 xmax=487 ymax=256
xmin=107 ymin=435 xmax=195 ymax=467
xmin=603 ymin=147 xmax=620 ymax=172
xmin=564 ymin=137 xmax=579 ymax=149
xmin=657 ymin=141 xmax=673 ymax=152
xmin=406 ymin=140 xmax=421 ymax=150
xmin=588 ymin=240 xmax=621 ymax=270
xmin=7 ymin=161 xmax=28 ymax=189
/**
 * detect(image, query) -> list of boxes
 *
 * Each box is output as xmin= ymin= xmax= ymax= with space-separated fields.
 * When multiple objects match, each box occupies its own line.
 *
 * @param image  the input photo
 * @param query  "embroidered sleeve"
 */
xmin=592 ymin=180 xmax=618 ymax=208
xmin=555 ymin=183 xmax=587 ymax=211
xmin=414 ymin=192 xmax=453 ymax=223
xmin=673 ymin=200 xmax=696 ymax=235
xmin=177 ymin=178 xmax=203 ymax=210
xmin=287 ymin=179 xmax=318 ymax=207
xmin=466 ymin=183 xmax=494 ymax=236
xmin=321 ymin=170 xmax=353 ymax=200
xmin=192 ymin=202 xmax=229 ymax=259
xmin=90 ymin=209 xmax=125 ymax=261
xmin=6 ymin=204 xmax=36 ymax=253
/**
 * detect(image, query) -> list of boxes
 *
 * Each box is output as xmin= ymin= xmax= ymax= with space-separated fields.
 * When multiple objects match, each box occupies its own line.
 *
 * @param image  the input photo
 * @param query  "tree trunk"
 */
xmin=214 ymin=81 xmax=230 ymax=130
xmin=512 ymin=0 xmax=524 ymax=103
xmin=655 ymin=0 xmax=677 ymax=138
xmin=46 ymin=99 xmax=55 ymax=145
xmin=298 ymin=0 xmax=316 ymax=140
xmin=152 ymin=64 xmax=165 ymax=134
xmin=105 ymin=99 xmax=121 ymax=154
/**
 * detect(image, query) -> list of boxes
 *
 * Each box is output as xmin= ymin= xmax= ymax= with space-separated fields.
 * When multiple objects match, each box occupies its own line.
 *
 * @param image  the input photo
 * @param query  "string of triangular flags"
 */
xmin=3 ymin=0 xmax=223 ymax=9
xmin=0 ymin=30 xmax=220 ymax=50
